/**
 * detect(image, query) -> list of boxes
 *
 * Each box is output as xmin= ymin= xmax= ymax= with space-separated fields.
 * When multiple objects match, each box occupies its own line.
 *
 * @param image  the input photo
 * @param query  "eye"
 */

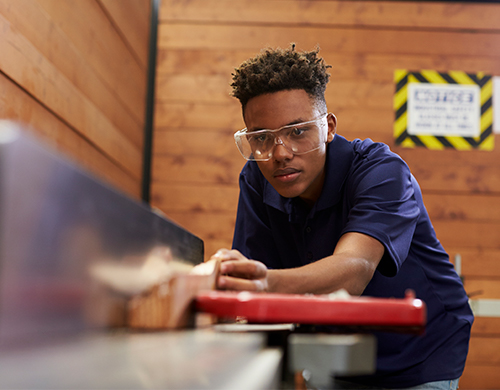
xmin=290 ymin=126 xmax=308 ymax=136
xmin=249 ymin=133 xmax=269 ymax=143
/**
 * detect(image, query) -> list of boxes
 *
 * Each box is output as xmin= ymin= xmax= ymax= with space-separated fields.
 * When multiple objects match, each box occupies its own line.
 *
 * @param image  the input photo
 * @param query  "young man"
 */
xmin=211 ymin=45 xmax=473 ymax=389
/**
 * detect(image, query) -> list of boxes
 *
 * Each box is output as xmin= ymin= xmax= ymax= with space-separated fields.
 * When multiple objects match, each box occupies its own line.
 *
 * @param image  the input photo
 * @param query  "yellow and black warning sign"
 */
xmin=394 ymin=70 xmax=493 ymax=150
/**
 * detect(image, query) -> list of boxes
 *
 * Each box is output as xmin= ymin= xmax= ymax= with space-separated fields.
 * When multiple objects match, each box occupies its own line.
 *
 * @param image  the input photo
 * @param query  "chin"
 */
xmin=274 ymin=184 xmax=306 ymax=199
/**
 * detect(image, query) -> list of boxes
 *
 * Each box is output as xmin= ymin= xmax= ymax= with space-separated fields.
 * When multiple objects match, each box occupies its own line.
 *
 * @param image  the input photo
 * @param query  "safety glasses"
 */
xmin=234 ymin=114 xmax=329 ymax=161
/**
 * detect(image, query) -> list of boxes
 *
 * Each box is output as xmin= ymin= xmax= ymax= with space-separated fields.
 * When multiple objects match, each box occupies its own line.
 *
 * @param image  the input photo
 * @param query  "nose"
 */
xmin=272 ymin=136 xmax=293 ymax=161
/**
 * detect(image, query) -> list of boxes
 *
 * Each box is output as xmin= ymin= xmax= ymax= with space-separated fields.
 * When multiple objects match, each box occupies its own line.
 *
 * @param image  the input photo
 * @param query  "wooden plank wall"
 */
xmin=153 ymin=1 xmax=500 ymax=387
xmin=0 ymin=0 xmax=150 ymax=199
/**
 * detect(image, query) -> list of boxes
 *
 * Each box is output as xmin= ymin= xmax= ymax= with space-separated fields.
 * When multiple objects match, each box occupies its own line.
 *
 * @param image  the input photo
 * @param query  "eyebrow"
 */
xmin=248 ymin=117 xmax=309 ymax=132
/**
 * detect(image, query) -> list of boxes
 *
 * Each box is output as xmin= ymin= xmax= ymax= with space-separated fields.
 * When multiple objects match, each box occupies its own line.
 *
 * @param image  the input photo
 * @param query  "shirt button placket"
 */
xmin=305 ymin=226 xmax=313 ymax=261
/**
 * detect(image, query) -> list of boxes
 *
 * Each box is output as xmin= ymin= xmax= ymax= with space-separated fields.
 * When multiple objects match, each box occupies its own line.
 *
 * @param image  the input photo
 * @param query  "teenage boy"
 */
xmin=211 ymin=45 xmax=473 ymax=389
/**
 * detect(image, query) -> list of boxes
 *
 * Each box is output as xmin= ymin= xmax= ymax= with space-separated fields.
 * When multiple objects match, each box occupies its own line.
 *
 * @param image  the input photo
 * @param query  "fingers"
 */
xmin=211 ymin=248 xmax=265 ymax=278
xmin=211 ymin=248 xmax=269 ymax=292
xmin=220 ymin=260 xmax=267 ymax=280
xmin=218 ymin=275 xmax=267 ymax=292
xmin=210 ymin=248 xmax=245 ymax=262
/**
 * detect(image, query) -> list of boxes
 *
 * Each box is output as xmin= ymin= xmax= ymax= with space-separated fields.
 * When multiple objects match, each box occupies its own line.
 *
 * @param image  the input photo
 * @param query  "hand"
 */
xmin=210 ymin=249 xmax=268 ymax=292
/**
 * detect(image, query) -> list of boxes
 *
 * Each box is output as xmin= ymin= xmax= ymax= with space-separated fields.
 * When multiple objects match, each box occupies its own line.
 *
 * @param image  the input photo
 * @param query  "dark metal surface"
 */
xmin=0 ymin=122 xmax=203 ymax=348
xmin=0 ymin=330 xmax=282 ymax=390
xmin=141 ymin=0 xmax=161 ymax=203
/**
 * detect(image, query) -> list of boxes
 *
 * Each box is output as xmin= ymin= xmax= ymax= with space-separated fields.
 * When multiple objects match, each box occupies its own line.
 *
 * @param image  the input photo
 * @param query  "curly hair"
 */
xmin=231 ymin=44 xmax=331 ymax=110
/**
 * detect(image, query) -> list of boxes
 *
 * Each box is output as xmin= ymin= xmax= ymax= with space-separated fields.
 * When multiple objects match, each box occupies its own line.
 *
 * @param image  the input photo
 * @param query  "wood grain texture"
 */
xmin=0 ymin=14 xmax=142 ymax=180
xmin=0 ymin=0 xmax=144 ymax=149
xmin=158 ymin=24 xmax=500 ymax=57
xmin=0 ymin=0 xmax=149 ymax=198
xmin=463 ymin=279 xmax=500 ymax=299
xmin=451 ymin=249 xmax=500 ymax=278
xmin=0 ymin=73 xmax=139 ymax=198
xmin=36 ymin=0 xmax=147 ymax=123
xmin=468 ymin=337 xmax=500 ymax=365
xmin=151 ymin=183 xmax=239 ymax=213
xmin=98 ymin=0 xmax=150 ymax=69
xmin=160 ymin=0 xmax=500 ymax=31
xmin=460 ymin=364 xmax=500 ymax=389
xmin=154 ymin=102 xmax=244 ymax=130
xmin=152 ymin=3 xmax=500 ymax=386
xmin=158 ymin=49 xmax=500 ymax=82
xmin=471 ymin=318 xmax=500 ymax=336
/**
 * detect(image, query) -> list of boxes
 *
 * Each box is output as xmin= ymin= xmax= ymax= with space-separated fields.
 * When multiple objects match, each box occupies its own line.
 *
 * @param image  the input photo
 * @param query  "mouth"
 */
xmin=273 ymin=167 xmax=300 ymax=183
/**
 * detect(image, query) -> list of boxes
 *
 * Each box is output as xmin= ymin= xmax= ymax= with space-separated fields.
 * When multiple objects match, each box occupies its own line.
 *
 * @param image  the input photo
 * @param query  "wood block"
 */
xmin=127 ymin=259 xmax=220 ymax=329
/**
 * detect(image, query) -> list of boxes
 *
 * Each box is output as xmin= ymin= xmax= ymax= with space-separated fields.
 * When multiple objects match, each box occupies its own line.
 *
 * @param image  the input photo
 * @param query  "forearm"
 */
xmin=267 ymin=253 xmax=377 ymax=296
xmin=214 ymin=233 xmax=384 ymax=295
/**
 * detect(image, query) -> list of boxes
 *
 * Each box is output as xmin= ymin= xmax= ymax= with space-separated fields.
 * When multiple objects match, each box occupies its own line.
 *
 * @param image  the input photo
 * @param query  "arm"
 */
xmin=214 ymin=231 xmax=384 ymax=296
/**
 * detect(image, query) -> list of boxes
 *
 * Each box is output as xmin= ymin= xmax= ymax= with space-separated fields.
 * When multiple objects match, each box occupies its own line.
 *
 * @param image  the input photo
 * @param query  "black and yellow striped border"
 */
xmin=394 ymin=70 xmax=494 ymax=150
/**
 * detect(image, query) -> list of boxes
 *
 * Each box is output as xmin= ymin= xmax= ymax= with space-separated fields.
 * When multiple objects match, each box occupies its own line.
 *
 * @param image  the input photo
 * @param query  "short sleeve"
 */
xmin=342 ymin=143 xmax=420 ymax=277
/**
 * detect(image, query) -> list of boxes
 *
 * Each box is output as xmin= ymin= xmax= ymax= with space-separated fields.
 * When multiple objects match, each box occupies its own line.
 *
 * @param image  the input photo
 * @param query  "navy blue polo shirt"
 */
xmin=232 ymin=135 xmax=473 ymax=387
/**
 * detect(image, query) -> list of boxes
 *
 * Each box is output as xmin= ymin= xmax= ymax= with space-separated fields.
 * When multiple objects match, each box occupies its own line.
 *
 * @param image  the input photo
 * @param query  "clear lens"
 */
xmin=234 ymin=114 xmax=328 ymax=161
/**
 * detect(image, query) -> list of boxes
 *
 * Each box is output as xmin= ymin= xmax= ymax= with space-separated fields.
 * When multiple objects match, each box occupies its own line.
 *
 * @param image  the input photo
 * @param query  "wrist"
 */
xmin=266 ymin=269 xmax=279 ymax=293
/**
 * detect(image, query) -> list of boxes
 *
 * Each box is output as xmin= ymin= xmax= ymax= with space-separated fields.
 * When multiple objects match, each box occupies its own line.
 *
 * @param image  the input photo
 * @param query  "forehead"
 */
xmin=243 ymin=90 xmax=321 ymax=130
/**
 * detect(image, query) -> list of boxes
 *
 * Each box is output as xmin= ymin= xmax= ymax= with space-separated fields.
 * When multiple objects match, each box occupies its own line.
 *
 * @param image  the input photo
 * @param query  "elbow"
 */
xmin=345 ymin=259 xmax=378 ymax=296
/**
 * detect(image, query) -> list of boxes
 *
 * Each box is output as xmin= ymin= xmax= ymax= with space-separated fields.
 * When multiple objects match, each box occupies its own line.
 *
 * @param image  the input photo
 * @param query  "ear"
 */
xmin=326 ymin=113 xmax=337 ymax=143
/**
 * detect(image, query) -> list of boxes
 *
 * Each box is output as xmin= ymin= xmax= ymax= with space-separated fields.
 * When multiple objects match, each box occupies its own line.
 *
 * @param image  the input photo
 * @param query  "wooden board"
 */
xmin=36 ymin=0 xmax=147 ymax=123
xmin=159 ymin=25 xmax=500 ymax=58
xmin=160 ymin=0 xmax=500 ymax=31
xmin=0 ymin=1 xmax=144 ymax=149
xmin=158 ymin=49 xmax=500 ymax=82
xmin=98 ymin=0 xmax=150 ymax=70
xmin=0 ymin=0 xmax=149 ymax=198
xmin=0 ymin=72 xmax=140 ymax=198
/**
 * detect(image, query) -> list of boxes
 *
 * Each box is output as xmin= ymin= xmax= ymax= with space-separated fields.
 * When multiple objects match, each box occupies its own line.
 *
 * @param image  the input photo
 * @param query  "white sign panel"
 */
xmin=407 ymin=83 xmax=480 ymax=137
xmin=493 ymin=76 xmax=500 ymax=134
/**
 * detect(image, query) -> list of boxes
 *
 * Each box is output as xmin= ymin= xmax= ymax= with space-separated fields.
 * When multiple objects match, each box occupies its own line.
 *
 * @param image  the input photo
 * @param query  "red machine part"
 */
xmin=196 ymin=290 xmax=426 ymax=329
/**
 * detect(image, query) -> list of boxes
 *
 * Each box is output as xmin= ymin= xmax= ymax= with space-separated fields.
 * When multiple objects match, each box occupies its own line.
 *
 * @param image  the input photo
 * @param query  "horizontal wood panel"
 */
xmin=398 ymin=148 xmax=500 ymax=194
xmin=471 ymin=317 xmax=500 ymax=336
xmin=0 ymin=73 xmax=139 ymax=198
xmin=151 ymin=183 xmax=239 ymax=212
xmin=467 ymin=336 xmax=500 ymax=365
xmin=447 ymin=249 xmax=500 ymax=278
xmin=36 ymin=0 xmax=146 ymax=123
xmin=434 ymin=221 xmax=500 ymax=250
xmin=154 ymin=102 xmax=244 ymax=130
xmin=158 ymin=49 xmax=500 ymax=84
xmin=0 ymin=11 xmax=142 ymax=180
xmin=152 ymin=155 xmax=244 ymax=185
xmin=460 ymin=363 xmax=500 ymax=389
xmin=99 ymin=0 xmax=150 ymax=69
xmin=0 ymin=0 xmax=143 ymax=149
xmin=423 ymin=193 xmax=500 ymax=223
xmin=156 ymin=73 xmax=234 ymax=104
xmin=153 ymin=130 xmax=245 ymax=159
xmin=463 ymin=278 xmax=500 ymax=299
xmin=163 ymin=211 xmax=236 ymax=242
xmin=160 ymin=0 xmax=500 ymax=31
xmin=159 ymin=24 xmax=500 ymax=59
